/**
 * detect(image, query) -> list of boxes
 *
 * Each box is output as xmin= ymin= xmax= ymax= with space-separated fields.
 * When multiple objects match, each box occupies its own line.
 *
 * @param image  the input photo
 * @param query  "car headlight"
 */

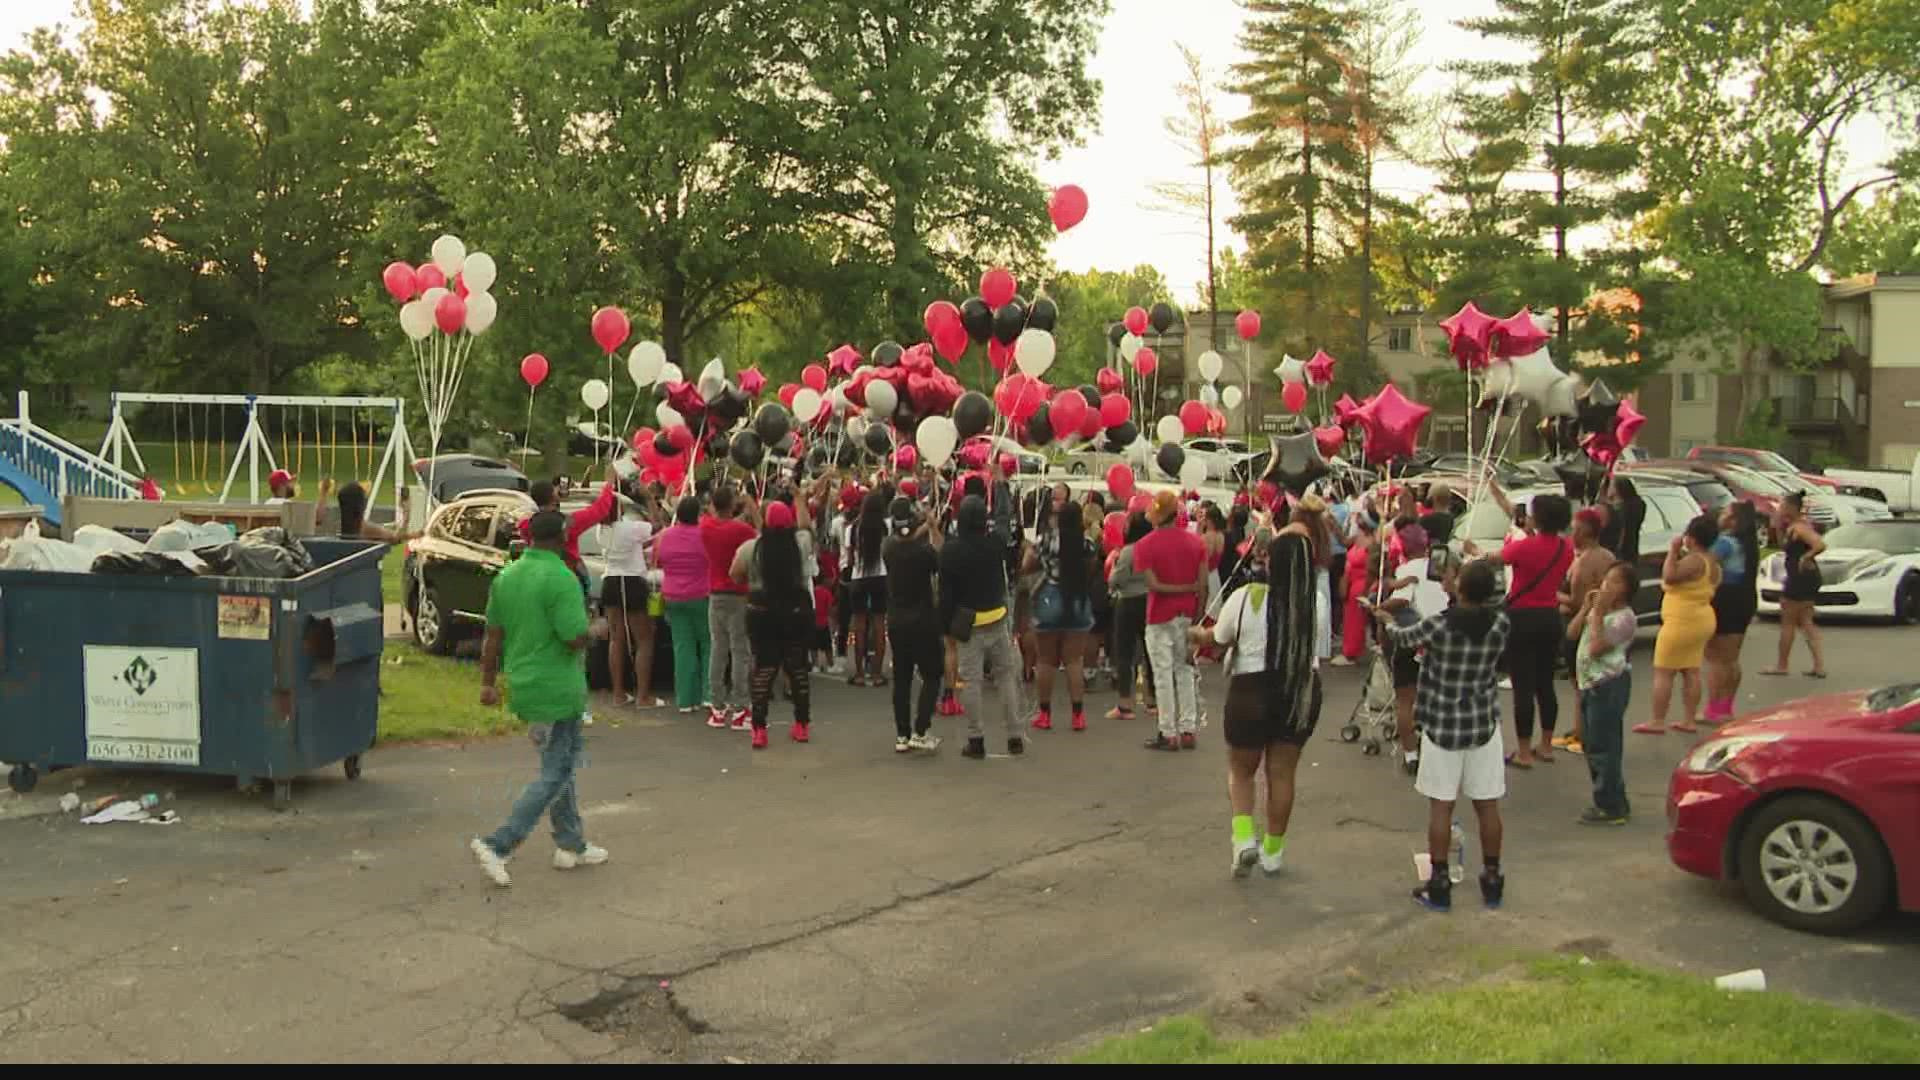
xmin=1852 ymin=561 xmax=1895 ymax=581
xmin=1685 ymin=733 xmax=1784 ymax=775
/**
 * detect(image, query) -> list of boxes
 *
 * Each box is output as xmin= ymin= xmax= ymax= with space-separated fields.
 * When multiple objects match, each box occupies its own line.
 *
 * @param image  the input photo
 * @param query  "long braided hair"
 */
xmin=1261 ymin=529 xmax=1319 ymax=734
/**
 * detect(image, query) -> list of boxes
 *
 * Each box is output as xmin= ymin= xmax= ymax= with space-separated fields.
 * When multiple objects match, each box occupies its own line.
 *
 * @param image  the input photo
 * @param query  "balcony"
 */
xmin=1772 ymin=396 xmax=1853 ymax=429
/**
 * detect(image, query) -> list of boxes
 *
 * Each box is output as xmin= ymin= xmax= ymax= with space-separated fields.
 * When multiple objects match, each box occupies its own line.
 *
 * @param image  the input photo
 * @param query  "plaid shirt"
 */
xmin=1383 ymin=608 xmax=1511 ymax=751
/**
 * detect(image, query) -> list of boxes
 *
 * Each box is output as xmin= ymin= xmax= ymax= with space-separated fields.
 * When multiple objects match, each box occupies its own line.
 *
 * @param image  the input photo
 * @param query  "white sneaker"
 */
xmin=470 ymin=838 xmax=511 ymax=887
xmin=1260 ymin=846 xmax=1285 ymax=875
xmin=553 ymin=844 xmax=609 ymax=870
xmin=909 ymin=733 xmax=942 ymax=752
xmin=1498 ymin=676 xmax=1514 ymax=690
xmin=895 ymin=735 xmax=912 ymax=754
xmin=1329 ymin=656 xmax=1354 ymax=667
xmin=1232 ymin=838 xmax=1259 ymax=878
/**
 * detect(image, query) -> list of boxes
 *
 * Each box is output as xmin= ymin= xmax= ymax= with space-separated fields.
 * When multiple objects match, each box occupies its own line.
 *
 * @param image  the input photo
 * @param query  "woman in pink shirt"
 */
xmin=654 ymin=496 xmax=713 ymax=714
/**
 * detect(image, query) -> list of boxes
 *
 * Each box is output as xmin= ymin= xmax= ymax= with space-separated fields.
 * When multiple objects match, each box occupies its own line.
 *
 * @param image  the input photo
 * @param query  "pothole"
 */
xmin=556 ymin=977 xmax=711 ymax=1057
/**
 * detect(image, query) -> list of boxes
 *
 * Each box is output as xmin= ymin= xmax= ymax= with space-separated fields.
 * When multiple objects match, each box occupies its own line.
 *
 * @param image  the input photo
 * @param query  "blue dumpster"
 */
xmin=0 ymin=539 xmax=387 ymax=809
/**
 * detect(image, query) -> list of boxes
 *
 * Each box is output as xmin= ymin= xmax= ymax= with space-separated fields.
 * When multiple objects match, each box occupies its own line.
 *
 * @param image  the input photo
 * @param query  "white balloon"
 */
xmin=847 ymin=415 xmax=869 ymax=439
xmin=1506 ymin=348 xmax=1566 ymax=412
xmin=420 ymin=286 xmax=449 ymax=308
xmin=659 ymin=362 xmax=684 ymax=387
xmin=581 ymin=378 xmax=610 ymax=412
xmin=827 ymin=387 xmax=850 ymax=417
xmin=1275 ymin=355 xmax=1307 ymax=384
xmin=792 ymin=388 xmax=823 ymax=423
xmin=1015 ymin=328 xmax=1056 ymax=377
xmin=399 ymin=299 xmax=433 ymax=341
xmin=463 ymin=290 xmax=497 ymax=335
xmin=628 ymin=341 xmax=666 ymax=387
xmin=1179 ymin=457 xmax=1209 ymax=489
xmin=699 ymin=357 xmax=726 ymax=387
xmin=916 ymin=416 xmax=958 ymax=467
xmin=431 ymin=235 xmax=466 ymax=276
xmin=1119 ymin=333 xmax=1144 ymax=364
xmin=865 ymin=379 xmax=899 ymax=418
xmin=656 ymin=403 xmax=685 ymax=429
xmin=1544 ymin=374 xmax=1580 ymax=418
xmin=460 ymin=251 xmax=497 ymax=293
xmin=1197 ymin=350 xmax=1224 ymax=382
xmin=1222 ymin=384 xmax=1245 ymax=410
xmin=1199 ymin=383 xmax=1220 ymax=408
xmin=1482 ymin=358 xmax=1516 ymax=399
xmin=1156 ymin=415 xmax=1185 ymax=444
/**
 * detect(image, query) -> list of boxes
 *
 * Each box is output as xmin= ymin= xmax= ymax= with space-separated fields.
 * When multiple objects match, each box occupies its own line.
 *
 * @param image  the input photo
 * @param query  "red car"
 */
xmin=1688 ymin=446 xmax=1841 ymax=490
xmin=1667 ymin=684 xmax=1920 ymax=933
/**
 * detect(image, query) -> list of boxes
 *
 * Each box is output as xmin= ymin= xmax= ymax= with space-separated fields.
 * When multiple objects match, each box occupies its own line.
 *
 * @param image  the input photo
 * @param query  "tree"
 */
xmin=0 ymin=0 xmax=403 ymax=392
xmin=1149 ymin=43 xmax=1231 ymax=326
xmin=1228 ymin=0 xmax=1364 ymax=349
xmin=1821 ymin=185 xmax=1920 ymax=278
xmin=1448 ymin=0 xmax=1649 ymax=362
xmin=1340 ymin=0 xmax=1422 ymax=363
xmin=1044 ymin=265 xmax=1172 ymax=389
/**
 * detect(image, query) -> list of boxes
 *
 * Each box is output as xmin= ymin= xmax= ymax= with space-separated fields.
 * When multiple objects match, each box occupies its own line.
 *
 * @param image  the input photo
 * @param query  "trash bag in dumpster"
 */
xmin=0 ymin=522 xmax=96 ymax=573
xmin=90 ymin=550 xmax=203 ymax=577
xmin=193 ymin=527 xmax=313 ymax=579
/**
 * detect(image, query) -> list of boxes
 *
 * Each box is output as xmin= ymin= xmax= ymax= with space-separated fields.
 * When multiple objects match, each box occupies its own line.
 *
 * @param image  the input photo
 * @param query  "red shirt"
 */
xmin=516 ymin=482 xmax=616 ymax=569
xmin=1133 ymin=524 xmax=1207 ymax=624
xmin=1502 ymin=532 xmax=1574 ymax=610
xmin=813 ymin=584 xmax=833 ymax=629
xmin=700 ymin=516 xmax=758 ymax=594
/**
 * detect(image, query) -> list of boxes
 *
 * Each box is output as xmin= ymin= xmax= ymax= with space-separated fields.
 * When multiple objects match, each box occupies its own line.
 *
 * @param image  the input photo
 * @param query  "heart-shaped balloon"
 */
xmin=1096 ymin=367 xmax=1124 ymax=394
xmin=1313 ymin=425 xmax=1345 ymax=461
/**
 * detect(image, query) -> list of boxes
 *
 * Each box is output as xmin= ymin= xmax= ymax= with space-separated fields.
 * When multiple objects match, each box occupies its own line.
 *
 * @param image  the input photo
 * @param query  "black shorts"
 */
xmin=846 ymin=577 xmax=888 ymax=615
xmin=1713 ymin=583 xmax=1756 ymax=636
xmin=1391 ymin=644 xmax=1420 ymax=689
xmin=601 ymin=575 xmax=649 ymax=610
xmin=1224 ymin=671 xmax=1322 ymax=750
xmin=812 ymin=625 xmax=832 ymax=652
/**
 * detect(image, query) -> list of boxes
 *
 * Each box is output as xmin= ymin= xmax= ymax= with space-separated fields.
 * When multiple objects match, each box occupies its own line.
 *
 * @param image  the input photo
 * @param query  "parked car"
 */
xmin=1822 ymin=491 xmax=1895 ymax=528
xmin=1688 ymin=445 xmax=1841 ymax=491
xmin=403 ymin=490 xmax=540 ymax=654
xmin=1823 ymin=460 xmax=1920 ymax=513
xmin=1060 ymin=441 xmax=1128 ymax=478
xmin=1181 ymin=437 xmax=1259 ymax=482
xmin=1648 ymin=459 xmax=1841 ymax=532
xmin=1666 ymin=683 xmax=1920 ymax=934
xmin=1757 ymin=520 xmax=1920 ymax=623
xmin=1614 ymin=463 xmax=1739 ymax=517
xmin=1406 ymin=453 xmax=1527 ymax=487
xmin=407 ymin=453 xmax=531 ymax=524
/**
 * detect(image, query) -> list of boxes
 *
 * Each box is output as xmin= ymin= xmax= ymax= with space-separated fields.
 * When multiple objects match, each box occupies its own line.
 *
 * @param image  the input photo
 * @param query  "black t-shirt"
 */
xmin=1419 ymin=510 xmax=1456 ymax=547
xmin=883 ymin=535 xmax=940 ymax=624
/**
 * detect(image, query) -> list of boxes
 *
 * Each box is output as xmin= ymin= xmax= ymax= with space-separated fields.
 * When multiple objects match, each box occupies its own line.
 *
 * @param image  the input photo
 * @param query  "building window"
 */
xmin=1679 ymin=373 xmax=1698 ymax=402
xmin=1387 ymin=327 xmax=1413 ymax=352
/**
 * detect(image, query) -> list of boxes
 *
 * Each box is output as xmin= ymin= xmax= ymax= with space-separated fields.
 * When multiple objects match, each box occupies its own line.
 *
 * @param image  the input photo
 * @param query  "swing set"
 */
xmin=99 ymin=393 xmax=418 ymax=508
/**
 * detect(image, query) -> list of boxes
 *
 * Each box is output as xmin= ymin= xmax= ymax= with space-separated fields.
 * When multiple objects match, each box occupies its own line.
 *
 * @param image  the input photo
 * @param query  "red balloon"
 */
xmin=1207 ymin=408 xmax=1227 ymax=437
xmin=1178 ymin=399 xmax=1209 ymax=436
xmin=801 ymin=363 xmax=829 ymax=392
xmin=778 ymin=382 xmax=800 ymax=409
xmin=934 ymin=322 xmax=970 ymax=363
xmin=1133 ymin=347 xmax=1158 ymax=376
xmin=1099 ymin=392 xmax=1130 ymax=428
xmin=415 ymin=264 xmax=446 ymax=292
xmin=1102 ymin=510 xmax=1126 ymax=550
xmin=1078 ymin=406 xmax=1102 ymax=439
xmin=434 ymin=291 xmax=467 ymax=335
xmin=1282 ymin=382 xmax=1308 ymax=413
xmin=987 ymin=338 xmax=1014 ymax=372
xmin=1049 ymin=389 xmax=1088 ymax=438
xmin=1333 ymin=392 xmax=1362 ymax=429
xmin=453 ymin=274 xmax=470 ymax=300
xmin=739 ymin=367 xmax=767 ymax=397
xmin=1351 ymin=384 xmax=1433 ymax=465
xmin=1614 ymin=400 xmax=1646 ymax=448
xmin=1124 ymin=306 xmax=1149 ymax=337
xmin=899 ymin=478 xmax=920 ymax=498
xmin=1096 ymin=367 xmax=1124 ymax=394
xmin=995 ymin=373 xmax=1048 ymax=421
xmin=924 ymin=300 xmax=961 ymax=338
xmin=381 ymin=261 xmax=417 ymax=303
xmin=1490 ymin=307 xmax=1550 ymax=360
xmin=997 ymin=453 xmax=1019 ymax=478
xmin=667 ymin=424 xmax=695 ymax=452
xmin=981 ymin=268 xmax=1017 ymax=310
xmin=1438 ymin=301 xmax=1497 ymax=370
xmin=1306 ymin=349 xmax=1337 ymax=387
xmin=894 ymin=445 xmax=919 ymax=473
xmin=631 ymin=427 xmax=656 ymax=455
xmin=1235 ymin=310 xmax=1262 ymax=341
xmin=591 ymin=306 xmax=630 ymax=355
xmin=519 ymin=353 xmax=549 ymax=389
xmin=1048 ymin=184 xmax=1089 ymax=232
xmin=1313 ymin=424 xmax=1345 ymax=460
xmin=1107 ymin=463 xmax=1135 ymax=503
xmin=1127 ymin=493 xmax=1152 ymax=515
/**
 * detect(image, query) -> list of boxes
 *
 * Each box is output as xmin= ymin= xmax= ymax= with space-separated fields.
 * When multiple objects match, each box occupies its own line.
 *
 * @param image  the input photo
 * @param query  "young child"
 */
xmin=1377 ymin=558 xmax=1511 ymax=913
xmin=812 ymin=579 xmax=835 ymax=673
xmin=1568 ymin=560 xmax=1639 ymax=825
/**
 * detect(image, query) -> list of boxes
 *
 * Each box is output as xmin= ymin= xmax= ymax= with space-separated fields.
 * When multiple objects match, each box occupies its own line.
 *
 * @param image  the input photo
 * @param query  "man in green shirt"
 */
xmin=469 ymin=511 xmax=605 ymax=887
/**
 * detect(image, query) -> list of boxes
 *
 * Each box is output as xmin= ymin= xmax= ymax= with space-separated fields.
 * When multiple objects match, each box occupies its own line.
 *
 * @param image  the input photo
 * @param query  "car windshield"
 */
xmin=1723 ymin=467 xmax=1792 ymax=496
xmin=1685 ymin=481 xmax=1734 ymax=511
xmin=1866 ymin=683 xmax=1920 ymax=713
xmin=1823 ymin=522 xmax=1920 ymax=554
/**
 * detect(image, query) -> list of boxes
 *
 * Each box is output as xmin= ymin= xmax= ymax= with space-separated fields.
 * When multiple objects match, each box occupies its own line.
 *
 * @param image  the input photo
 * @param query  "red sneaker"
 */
xmin=705 ymin=706 xmax=730 ymax=729
xmin=729 ymin=708 xmax=752 ymax=732
xmin=750 ymin=727 xmax=769 ymax=750
xmin=790 ymin=721 xmax=810 ymax=743
xmin=1179 ymin=733 xmax=1197 ymax=750
xmin=1071 ymin=712 xmax=1087 ymax=732
xmin=1030 ymin=712 xmax=1053 ymax=731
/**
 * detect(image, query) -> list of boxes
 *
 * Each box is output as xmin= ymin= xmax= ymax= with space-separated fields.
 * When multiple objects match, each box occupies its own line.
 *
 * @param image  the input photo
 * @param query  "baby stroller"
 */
xmin=1339 ymin=640 xmax=1398 ymax=758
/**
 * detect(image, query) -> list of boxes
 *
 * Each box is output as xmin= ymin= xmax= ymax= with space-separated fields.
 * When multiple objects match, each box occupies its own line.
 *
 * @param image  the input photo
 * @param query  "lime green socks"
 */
xmin=1232 ymin=815 xmax=1255 ymax=843
xmin=1262 ymin=833 xmax=1286 ymax=857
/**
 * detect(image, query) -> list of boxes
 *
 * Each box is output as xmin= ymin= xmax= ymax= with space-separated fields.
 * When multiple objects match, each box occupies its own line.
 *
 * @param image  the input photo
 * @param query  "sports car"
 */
xmin=1757 ymin=520 xmax=1920 ymax=623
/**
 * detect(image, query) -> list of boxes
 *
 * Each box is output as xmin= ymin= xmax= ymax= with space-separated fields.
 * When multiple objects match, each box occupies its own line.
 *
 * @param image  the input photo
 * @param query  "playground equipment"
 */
xmin=98 ymin=392 xmax=418 ymax=509
xmin=0 ymin=392 xmax=143 ymax=531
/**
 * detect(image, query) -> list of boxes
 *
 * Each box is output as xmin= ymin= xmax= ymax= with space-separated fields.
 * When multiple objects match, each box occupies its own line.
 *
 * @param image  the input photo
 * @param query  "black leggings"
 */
xmin=889 ymin=620 xmax=943 ymax=738
xmin=1507 ymin=606 xmax=1564 ymax=741
xmin=748 ymin=609 xmax=811 ymax=730
xmin=1111 ymin=595 xmax=1154 ymax=706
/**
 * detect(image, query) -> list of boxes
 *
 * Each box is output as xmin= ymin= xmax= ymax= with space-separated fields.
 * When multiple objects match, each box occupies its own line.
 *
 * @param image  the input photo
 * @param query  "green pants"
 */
xmin=665 ymin=598 xmax=711 ymax=709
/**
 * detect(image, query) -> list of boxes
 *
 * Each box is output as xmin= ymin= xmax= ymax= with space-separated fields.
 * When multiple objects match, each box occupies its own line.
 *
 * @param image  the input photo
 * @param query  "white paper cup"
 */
xmin=1713 ymin=969 xmax=1767 ymax=992
xmin=1413 ymin=852 xmax=1432 ymax=882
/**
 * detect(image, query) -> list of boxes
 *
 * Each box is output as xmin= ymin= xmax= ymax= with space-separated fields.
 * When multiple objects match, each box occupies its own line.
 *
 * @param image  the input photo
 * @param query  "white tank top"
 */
xmin=605 ymin=520 xmax=652 ymax=577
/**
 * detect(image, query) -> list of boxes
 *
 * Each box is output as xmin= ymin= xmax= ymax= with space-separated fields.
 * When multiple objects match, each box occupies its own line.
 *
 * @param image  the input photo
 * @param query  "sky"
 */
xmin=2 ymin=0 xmax=1895 ymax=305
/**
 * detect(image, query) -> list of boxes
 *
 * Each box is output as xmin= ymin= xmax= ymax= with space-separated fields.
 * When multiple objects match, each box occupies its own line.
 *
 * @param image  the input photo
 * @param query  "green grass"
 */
xmin=374 ymin=548 xmax=526 ymax=743
xmin=1074 ymin=956 xmax=1920 ymax=1064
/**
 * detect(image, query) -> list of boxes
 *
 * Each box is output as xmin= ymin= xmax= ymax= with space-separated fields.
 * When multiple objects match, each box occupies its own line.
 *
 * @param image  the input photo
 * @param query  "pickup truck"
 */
xmin=1824 ymin=460 xmax=1920 ymax=514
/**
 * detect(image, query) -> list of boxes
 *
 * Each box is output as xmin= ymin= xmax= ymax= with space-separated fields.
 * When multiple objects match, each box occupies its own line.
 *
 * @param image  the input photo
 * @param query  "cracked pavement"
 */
xmin=1 ymin=623 xmax=1916 ymax=1062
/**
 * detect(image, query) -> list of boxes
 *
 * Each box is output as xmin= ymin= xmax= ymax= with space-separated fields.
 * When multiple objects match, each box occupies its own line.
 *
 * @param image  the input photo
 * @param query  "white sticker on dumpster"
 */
xmin=83 ymin=646 xmax=201 ymax=766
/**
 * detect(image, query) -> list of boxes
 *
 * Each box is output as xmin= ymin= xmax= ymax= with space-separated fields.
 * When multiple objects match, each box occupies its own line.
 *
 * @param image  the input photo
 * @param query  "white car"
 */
xmin=1818 ymin=491 xmax=1894 ymax=529
xmin=1181 ymin=438 xmax=1258 ymax=482
xmin=1757 ymin=520 xmax=1920 ymax=623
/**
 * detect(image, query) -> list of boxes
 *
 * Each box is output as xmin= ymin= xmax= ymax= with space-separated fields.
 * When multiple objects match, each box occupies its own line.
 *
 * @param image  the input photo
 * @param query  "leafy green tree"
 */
xmin=1821 ymin=186 xmax=1920 ymax=278
xmin=1150 ymin=44 xmax=1231 ymax=326
xmin=1044 ymin=265 xmax=1173 ymax=390
xmin=1341 ymin=0 xmax=1422 ymax=363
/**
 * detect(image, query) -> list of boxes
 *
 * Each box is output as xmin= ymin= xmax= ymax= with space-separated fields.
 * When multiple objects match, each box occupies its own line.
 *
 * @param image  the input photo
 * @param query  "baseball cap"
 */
xmin=1148 ymin=490 xmax=1179 ymax=526
xmin=268 ymin=469 xmax=295 ymax=488
xmin=764 ymin=501 xmax=796 ymax=530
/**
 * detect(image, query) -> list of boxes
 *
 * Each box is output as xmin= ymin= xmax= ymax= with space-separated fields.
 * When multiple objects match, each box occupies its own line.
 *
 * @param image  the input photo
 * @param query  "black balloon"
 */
xmin=654 ymin=432 xmax=678 ymax=458
xmin=707 ymin=430 xmax=732 ymax=459
xmin=1156 ymin=442 xmax=1185 ymax=479
xmin=1025 ymin=405 xmax=1053 ymax=446
xmin=874 ymin=341 xmax=904 ymax=367
xmin=863 ymin=423 xmax=892 ymax=457
xmin=1552 ymin=451 xmax=1599 ymax=499
xmin=1107 ymin=322 xmax=1127 ymax=347
xmin=992 ymin=298 xmax=1027 ymax=346
xmin=807 ymin=445 xmax=830 ymax=474
xmin=1266 ymin=432 xmax=1329 ymax=495
xmin=960 ymin=297 xmax=994 ymax=344
xmin=729 ymin=431 xmax=765 ymax=470
xmin=1077 ymin=384 xmax=1100 ymax=410
xmin=710 ymin=385 xmax=750 ymax=423
xmin=753 ymin=403 xmax=792 ymax=447
xmin=1104 ymin=420 xmax=1138 ymax=450
xmin=953 ymin=391 xmax=993 ymax=439
xmin=1149 ymin=301 xmax=1176 ymax=335
xmin=775 ymin=432 xmax=798 ymax=455
xmin=1028 ymin=297 xmax=1058 ymax=333
xmin=834 ymin=436 xmax=858 ymax=467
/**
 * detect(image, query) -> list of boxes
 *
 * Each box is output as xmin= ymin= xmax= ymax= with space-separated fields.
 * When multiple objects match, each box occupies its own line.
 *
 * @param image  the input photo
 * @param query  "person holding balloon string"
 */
xmin=1467 ymin=479 xmax=1576 ymax=768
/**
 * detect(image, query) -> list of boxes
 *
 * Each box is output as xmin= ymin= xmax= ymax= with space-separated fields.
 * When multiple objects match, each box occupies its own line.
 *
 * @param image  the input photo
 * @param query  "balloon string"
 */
xmin=524 ymin=387 xmax=537 ymax=467
xmin=1375 ymin=458 xmax=1394 ymax=606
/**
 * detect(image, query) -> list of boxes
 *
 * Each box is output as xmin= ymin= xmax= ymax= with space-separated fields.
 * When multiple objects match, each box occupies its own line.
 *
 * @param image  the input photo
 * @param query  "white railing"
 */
xmin=1 ymin=391 xmax=143 ymax=510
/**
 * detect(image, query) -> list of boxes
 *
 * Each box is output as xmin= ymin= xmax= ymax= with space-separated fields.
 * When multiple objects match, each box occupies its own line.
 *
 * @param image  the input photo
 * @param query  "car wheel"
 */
xmin=414 ymin=586 xmax=454 ymax=656
xmin=1737 ymin=794 xmax=1892 ymax=935
xmin=1070 ymin=463 xmax=1087 ymax=476
xmin=1896 ymin=574 xmax=1920 ymax=625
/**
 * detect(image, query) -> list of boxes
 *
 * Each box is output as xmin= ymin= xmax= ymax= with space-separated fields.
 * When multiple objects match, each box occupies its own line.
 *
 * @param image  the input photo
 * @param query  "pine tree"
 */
xmin=1340 ymin=0 xmax=1421 ymax=364
xmin=1227 ymin=0 xmax=1365 ymax=351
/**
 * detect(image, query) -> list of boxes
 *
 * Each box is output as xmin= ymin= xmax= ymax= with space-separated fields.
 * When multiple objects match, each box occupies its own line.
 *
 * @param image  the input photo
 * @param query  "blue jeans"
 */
xmin=486 ymin=718 xmax=585 ymax=856
xmin=1580 ymin=673 xmax=1631 ymax=818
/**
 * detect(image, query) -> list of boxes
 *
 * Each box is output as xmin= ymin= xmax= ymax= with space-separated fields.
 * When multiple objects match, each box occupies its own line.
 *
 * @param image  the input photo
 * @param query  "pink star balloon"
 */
xmin=1490 ymin=307 xmax=1550 ymax=360
xmin=1352 ymin=384 xmax=1432 ymax=466
xmin=1438 ymin=302 xmax=1497 ymax=370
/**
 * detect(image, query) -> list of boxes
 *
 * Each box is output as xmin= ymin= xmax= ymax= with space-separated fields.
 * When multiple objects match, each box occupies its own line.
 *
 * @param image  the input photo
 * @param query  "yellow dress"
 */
xmin=1654 ymin=558 xmax=1721 ymax=670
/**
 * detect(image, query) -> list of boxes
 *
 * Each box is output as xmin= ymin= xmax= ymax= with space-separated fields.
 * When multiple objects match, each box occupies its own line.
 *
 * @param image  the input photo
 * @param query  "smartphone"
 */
xmin=1427 ymin=546 xmax=1457 ymax=581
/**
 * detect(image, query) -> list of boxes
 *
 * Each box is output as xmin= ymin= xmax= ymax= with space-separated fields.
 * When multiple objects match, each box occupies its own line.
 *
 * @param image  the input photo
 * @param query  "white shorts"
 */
xmin=1414 ymin=732 xmax=1506 ymax=803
